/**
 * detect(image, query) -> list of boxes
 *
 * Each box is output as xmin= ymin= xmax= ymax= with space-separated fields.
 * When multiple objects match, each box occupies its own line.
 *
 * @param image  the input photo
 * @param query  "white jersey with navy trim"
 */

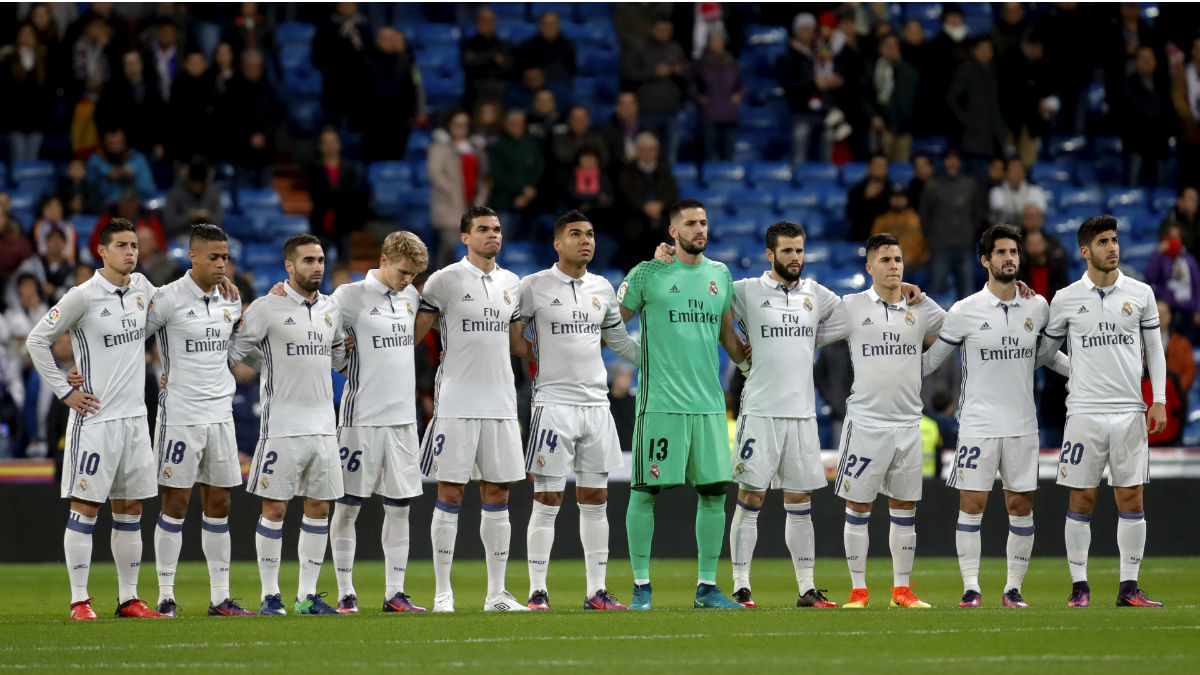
xmin=26 ymin=270 xmax=155 ymax=424
xmin=521 ymin=264 xmax=639 ymax=406
xmin=1045 ymin=270 xmax=1162 ymax=415
xmin=332 ymin=270 xmax=420 ymax=426
xmin=419 ymin=257 xmax=521 ymax=419
xmin=732 ymin=272 xmax=840 ymax=418
xmin=228 ymin=283 xmax=346 ymax=438
xmin=145 ymin=270 xmax=241 ymax=425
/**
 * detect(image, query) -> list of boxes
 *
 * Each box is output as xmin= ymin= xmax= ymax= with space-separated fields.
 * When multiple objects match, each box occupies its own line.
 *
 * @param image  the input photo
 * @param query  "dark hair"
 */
xmin=865 ymin=232 xmax=901 ymax=257
xmin=15 ymin=272 xmax=38 ymax=289
xmin=460 ymin=205 xmax=498 ymax=233
xmin=1076 ymin=215 xmax=1119 ymax=248
xmin=282 ymin=233 xmax=321 ymax=262
xmin=98 ymin=218 xmax=135 ymax=246
xmin=553 ymin=210 xmax=591 ymax=237
xmin=765 ymin=221 xmax=806 ymax=251
xmin=438 ymin=107 xmax=466 ymax=130
xmin=189 ymin=223 xmax=228 ymax=249
xmin=187 ymin=156 xmax=209 ymax=182
xmin=1179 ymin=185 xmax=1197 ymax=198
xmin=978 ymin=224 xmax=1023 ymax=259
xmin=37 ymin=193 xmax=61 ymax=216
xmin=669 ymin=199 xmax=706 ymax=222
xmin=45 ymin=225 xmax=67 ymax=242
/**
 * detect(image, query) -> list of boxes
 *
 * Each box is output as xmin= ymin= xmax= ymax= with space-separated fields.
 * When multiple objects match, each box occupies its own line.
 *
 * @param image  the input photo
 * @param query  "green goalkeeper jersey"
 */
xmin=617 ymin=256 xmax=733 ymax=415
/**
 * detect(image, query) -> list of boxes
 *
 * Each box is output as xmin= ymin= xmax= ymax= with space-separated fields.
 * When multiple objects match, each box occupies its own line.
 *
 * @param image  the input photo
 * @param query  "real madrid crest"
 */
xmin=592 ymin=295 xmax=601 ymax=311
xmin=709 ymin=280 xmax=718 ymax=296
xmin=260 ymin=476 xmax=270 ymax=488
xmin=1121 ymin=301 xmax=1133 ymax=317
xmin=78 ymin=479 xmax=88 ymax=492
xmin=803 ymin=297 xmax=813 ymax=311
xmin=904 ymin=311 xmax=915 ymax=326
xmin=223 ymin=308 xmax=232 ymax=323
xmin=163 ymin=466 xmax=173 ymax=479
xmin=406 ymin=302 xmax=414 ymax=317
xmin=649 ymin=463 xmax=661 ymax=479
xmin=136 ymin=296 xmax=144 ymax=310
xmin=324 ymin=313 xmax=332 ymax=327
xmin=503 ymin=290 xmax=512 ymax=305
xmin=735 ymin=462 xmax=745 ymax=474
xmin=536 ymin=454 xmax=546 ymax=468
xmin=1024 ymin=316 xmax=1034 ymax=332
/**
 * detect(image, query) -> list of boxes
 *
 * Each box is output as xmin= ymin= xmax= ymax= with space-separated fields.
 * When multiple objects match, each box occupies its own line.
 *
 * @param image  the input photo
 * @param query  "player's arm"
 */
xmin=509 ymin=319 xmax=534 ymax=361
xmin=617 ymin=264 xmax=646 ymax=324
xmin=815 ymin=297 xmax=849 ymax=347
xmin=601 ymin=285 xmax=640 ymax=366
xmin=1142 ymin=296 xmax=1168 ymax=433
xmin=330 ymin=315 xmax=348 ymax=372
xmin=227 ymin=299 xmax=267 ymax=367
xmin=922 ymin=303 xmax=963 ymax=374
xmin=719 ymin=309 xmax=748 ymax=364
xmin=26 ymin=289 xmax=100 ymax=415
xmin=144 ymin=288 xmax=172 ymax=336
xmin=415 ymin=274 xmax=444 ymax=342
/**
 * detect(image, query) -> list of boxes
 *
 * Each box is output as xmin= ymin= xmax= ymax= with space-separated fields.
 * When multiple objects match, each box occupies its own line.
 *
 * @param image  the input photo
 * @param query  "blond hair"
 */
xmin=381 ymin=230 xmax=430 ymax=273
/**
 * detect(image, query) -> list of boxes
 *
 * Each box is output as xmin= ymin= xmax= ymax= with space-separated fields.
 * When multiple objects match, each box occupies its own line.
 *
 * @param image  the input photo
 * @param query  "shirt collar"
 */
xmin=461 ymin=256 xmax=500 ymax=279
xmin=866 ymin=286 xmax=907 ymax=309
xmin=91 ymin=269 xmax=129 ymax=295
xmin=550 ymin=263 xmax=583 ymax=284
xmin=364 ymin=269 xmax=398 ymax=296
xmin=1080 ymin=269 xmax=1125 ymax=292
xmin=984 ymin=284 xmax=1022 ymax=307
xmin=183 ymin=270 xmax=220 ymax=301
xmin=759 ymin=270 xmax=802 ymax=292
xmin=282 ymin=281 xmax=320 ymax=306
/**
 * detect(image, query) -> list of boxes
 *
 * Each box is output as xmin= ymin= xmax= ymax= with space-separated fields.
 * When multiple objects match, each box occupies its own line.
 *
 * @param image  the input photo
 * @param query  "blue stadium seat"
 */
xmin=737 ymin=239 xmax=767 ymax=268
xmin=579 ymin=50 xmax=618 ymax=75
xmin=731 ymin=205 xmax=777 ymax=226
xmin=223 ymin=214 xmax=256 ymax=242
xmin=490 ymin=3 xmax=529 ymax=21
xmin=800 ymin=212 xmax=828 ymax=238
xmin=676 ymin=176 xmax=701 ymax=195
xmin=803 ymin=242 xmax=832 ymax=264
xmin=745 ymin=24 xmax=787 ymax=46
xmin=8 ymin=191 xmax=35 ymax=227
xmin=1093 ymin=136 xmax=1123 ymax=157
xmin=1031 ymin=161 xmax=1072 ymax=187
xmin=904 ymin=2 xmax=942 ymax=21
xmin=718 ymin=217 xmax=758 ymax=241
xmin=278 ymin=42 xmax=311 ymax=73
xmin=561 ymin=23 xmax=609 ymax=48
xmin=964 ymin=13 xmax=992 ymax=37
xmin=778 ymin=187 xmax=821 ymax=211
xmin=530 ymin=2 xmax=576 ymax=20
xmin=692 ymin=188 xmax=731 ymax=213
xmin=265 ymin=215 xmax=309 ymax=239
xmin=839 ymin=162 xmax=868 ymax=186
xmin=673 ymin=163 xmax=699 ymax=183
xmin=500 ymin=241 xmax=538 ymax=266
xmin=702 ymin=161 xmax=746 ymax=189
xmin=368 ymin=161 xmax=413 ymax=184
xmin=741 ymin=107 xmax=782 ymax=132
xmin=728 ymin=189 xmax=774 ymax=213
xmin=74 ymin=215 xmax=99 ymax=242
xmin=574 ymin=2 xmax=612 ymax=22
xmin=287 ymin=99 xmax=322 ymax=135
xmin=794 ymin=162 xmax=840 ymax=185
xmin=910 ymin=135 xmax=948 ymax=158
xmin=598 ymin=267 xmax=624 ymax=292
xmin=1106 ymin=187 xmax=1147 ymax=210
xmin=410 ymin=23 xmax=461 ymax=50
xmin=818 ymin=185 xmax=849 ymax=214
xmin=419 ymin=45 xmax=461 ymax=78
xmin=825 ymin=270 xmax=869 ymax=293
xmin=831 ymin=241 xmax=865 ymax=265
xmin=237 ymin=188 xmax=282 ymax=213
xmin=1151 ymin=187 xmax=1176 ymax=213
xmin=283 ymin=68 xmax=322 ymax=97
xmin=275 ymin=22 xmax=316 ymax=46
xmin=12 ymin=160 xmax=55 ymax=196
xmin=406 ymin=130 xmax=433 ymax=161
xmin=142 ymin=191 xmax=168 ymax=211
xmin=424 ymin=76 xmax=464 ymax=108
xmin=747 ymin=161 xmax=792 ymax=187
xmin=730 ymin=140 xmax=762 ymax=163
xmin=888 ymin=162 xmax=914 ymax=186
xmin=1053 ymin=186 xmax=1104 ymax=211
xmin=1086 ymin=80 xmax=1107 ymax=118
xmin=1047 ymin=135 xmax=1088 ymax=158
xmin=243 ymin=243 xmax=277 ymax=268
xmin=705 ymin=242 xmax=742 ymax=268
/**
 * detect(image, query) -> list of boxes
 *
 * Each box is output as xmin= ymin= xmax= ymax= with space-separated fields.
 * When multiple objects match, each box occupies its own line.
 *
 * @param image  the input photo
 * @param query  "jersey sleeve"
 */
xmin=815 ymin=296 xmax=849 ymax=347
xmin=935 ymin=301 xmax=968 ymax=346
xmin=601 ymin=282 xmax=623 ymax=330
xmin=330 ymin=285 xmax=355 ymax=330
xmin=722 ymin=265 xmax=734 ymax=314
xmin=330 ymin=304 xmax=348 ymax=372
xmin=920 ymin=298 xmax=946 ymax=334
xmin=510 ymin=275 xmax=521 ymax=323
xmin=145 ymin=286 xmax=174 ymax=336
xmin=25 ymin=286 xmax=89 ymax=399
xmin=419 ymin=269 xmax=446 ymax=314
xmin=1140 ymin=288 xmax=1162 ymax=330
xmin=617 ymin=262 xmax=649 ymax=313
xmin=1044 ymin=292 xmax=1069 ymax=339
xmin=519 ymin=276 xmax=535 ymax=323
xmin=730 ymin=280 xmax=747 ymax=323
xmin=228 ymin=297 xmax=269 ymax=367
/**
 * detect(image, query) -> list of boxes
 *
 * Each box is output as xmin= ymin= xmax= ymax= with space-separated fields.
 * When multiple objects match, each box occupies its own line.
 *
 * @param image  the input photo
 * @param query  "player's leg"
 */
xmin=110 ymin=419 xmax=161 ymax=617
xmin=842 ymin=498 xmax=873 ymax=606
xmin=421 ymin=417 xmax=474 ymax=612
xmin=527 ymin=482 xmax=563 ymax=610
xmin=626 ymin=413 xmax=686 ymax=608
xmin=110 ymin=498 xmax=149 ymax=606
xmin=1059 ymin=414 xmax=1108 ymax=606
xmin=1110 ymin=412 xmax=1159 ymax=606
xmin=1065 ymin=487 xmax=1097 ymax=604
xmin=882 ymin=425 xmax=928 ymax=608
xmin=689 ymin=414 xmax=740 ymax=609
xmin=432 ymin=481 xmax=465 ymax=611
xmin=576 ymin=478 xmax=625 ymax=609
xmin=330 ymin=427 xmax=373 ymax=611
xmin=955 ymin=490 xmax=987 ymax=606
xmin=626 ymin=485 xmax=659 ymax=609
xmin=524 ymin=405 xmax=575 ymax=610
xmin=154 ymin=486 xmax=191 ymax=615
xmin=64 ymin=498 xmax=101 ymax=620
xmin=195 ymin=421 xmax=252 ymax=615
xmin=330 ymin=492 xmax=363 ymax=611
xmin=779 ymin=418 xmax=834 ymax=607
xmin=255 ymin=498 xmax=287 ymax=614
xmin=381 ymin=424 xmax=423 ymax=612
xmin=728 ymin=414 xmax=779 ymax=606
xmin=478 ymin=419 xmax=529 ymax=611
xmin=1002 ymin=489 xmax=1034 ymax=607
xmin=834 ymin=421 xmax=893 ymax=607
xmin=295 ymin=497 xmax=336 ymax=613
xmin=730 ymin=488 xmax=764 ymax=606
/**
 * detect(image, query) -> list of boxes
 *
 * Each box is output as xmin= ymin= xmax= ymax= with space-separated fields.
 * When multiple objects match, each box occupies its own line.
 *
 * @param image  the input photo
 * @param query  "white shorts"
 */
xmin=1058 ymin=412 xmax=1150 ymax=489
xmin=833 ymin=420 xmax=923 ymax=503
xmin=338 ymin=424 xmax=423 ymax=500
xmin=947 ymin=434 xmax=1039 ymax=493
xmin=62 ymin=415 xmax=156 ymax=502
xmin=156 ymin=422 xmax=242 ymax=489
xmin=732 ymin=415 xmax=827 ymax=493
xmin=419 ymin=417 xmax=524 ymax=484
xmin=247 ymin=435 xmax=343 ymax=501
xmin=524 ymin=404 xmax=622 ymax=478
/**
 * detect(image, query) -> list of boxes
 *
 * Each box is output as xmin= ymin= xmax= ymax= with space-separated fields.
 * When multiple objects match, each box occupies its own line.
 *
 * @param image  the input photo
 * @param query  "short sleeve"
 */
xmin=816 ymin=283 xmax=840 ymax=322
xmin=509 ymin=275 xmax=521 ymax=323
xmin=722 ymin=265 xmax=734 ymax=314
xmin=519 ymin=276 xmax=535 ymax=323
xmin=1044 ymin=292 xmax=1068 ymax=339
xmin=145 ymin=286 xmax=174 ymax=335
xmin=618 ymin=262 xmax=649 ymax=313
xmin=1140 ymin=287 xmax=1161 ymax=330
xmin=920 ymin=298 xmax=946 ymax=334
xmin=419 ymin=269 xmax=446 ymax=313
xmin=601 ymin=282 xmax=623 ymax=329
xmin=937 ymin=301 xmax=968 ymax=345
xmin=330 ymin=284 xmax=355 ymax=330
xmin=731 ymin=280 xmax=747 ymax=322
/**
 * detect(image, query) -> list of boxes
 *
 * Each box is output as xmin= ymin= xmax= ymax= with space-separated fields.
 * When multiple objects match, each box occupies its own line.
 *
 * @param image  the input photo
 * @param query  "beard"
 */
xmin=678 ymin=237 xmax=707 ymax=255
xmin=294 ymin=274 xmax=322 ymax=293
xmin=991 ymin=266 xmax=1017 ymax=283
xmin=773 ymin=257 xmax=803 ymax=283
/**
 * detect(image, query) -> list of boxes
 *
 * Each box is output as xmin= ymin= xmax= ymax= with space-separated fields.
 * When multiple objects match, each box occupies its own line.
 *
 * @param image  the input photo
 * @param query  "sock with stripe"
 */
xmin=729 ymin=500 xmax=760 ymax=590
xmin=297 ymin=515 xmax=329 ymax=602
xmin=844 ymin=508 xmax=870 ymax=589
xmin=578 ymin=502 xmax=609 ymax=597
xmin=154 ymin=514 xmax=184 ymax=604
xmin=1064 ymin=509 xmax=1091 ymax=583
xmin=480 ymin=504 xmax=511 ymax=598
xmin=111 ymin=513 xmax=143 ymax=603
xmin=526 ymin=500 xmax=559 ymax=595
xmin=626 ymin=488 xmax=656 ymax=583
xmin=330 ymin=497 xmax=361 ymax=599
xmin=431 ymin=501 xmax=459 ymax=596
xmin=695 ymin=492 xmax=726 ymax=585
xmin=1117 ymin=510 xmax=1146 ymax=582
xmin=955 ymin=511 xmax=983 ymax=593
xmin=255 ymin=516 xmax=283 ymax=599
xmin=64 ymin=511 xmax=96 ymax=604
xmin=201 ymin=515 xmax=232 ymax=606
xmin=1005 ymin=513 xmax=1034 ymax=592
xmin=784 ymin=502 xmax=815 ymax=593
xmin=382 ymin=499 xmax=411 ymax=598
xmin=888 ymin=508 xmax=917 ymax=588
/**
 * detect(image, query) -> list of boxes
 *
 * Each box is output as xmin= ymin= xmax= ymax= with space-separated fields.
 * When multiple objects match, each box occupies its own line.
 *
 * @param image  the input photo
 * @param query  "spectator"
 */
xmin=307 ymin=127 xmax=368 ymax=263
xmin=626 ymin=18 xmax=689 ymax=160
xmin=487 ymin=109 xmax=544 ymax=236
xmin=91 ymin=188 xmax=167 ymax=255
xmin=997 ymin=29 xmax=1053 ymax=169
xmin=144 ymin=17 xmax=180 ymax=106
xmin=70 ymin=15 xmax=113 ymax=104
xmin=927 ymin=6 xmax=973 ymax=135
xmin=0 ymin=207 xmax=32 ymax=285
xmin=1145 ymin=223 xmax=1200 ymax=338
xmin=832 ymin=9 xmax=869 ymax=158
xmin=947 ymin=37 xmax=1009 ymax=178
xmin=363 ymin=27 xmax=423 ymax=162
xmin=84 ymin=128 xmax=156 ymax=208
xmin=57 ymin=159 xmax=90 ymax=217
xmin=470 ymin=100 xmax=504 ymax=150
xmin=846 ymin=153 xmax=891 ymax=242
xmin=4 ymin=273 xmax=48 ymax=344
xmin=613 ymin=2 xmax=673 ymax=52
xmin=692 ymin=28 xmax=744 ymax=162
xmin=526 ymin=88 xmax=560 ymax=141
xmin=226 ymin=49 xmax=279 ymax=188
xmin=871 ymin=185 xmax=928 ymax=268
xmin=989 ymin=2 xmax=1029 ymax=59
xmin=96 ymin=50 xmax=165 ymax=160
xmin=1119 ymin=46 xmax=1172 ymax=188
xmin=503 ymin=64 xmax=548 ymax=112
xmin=1160 ymin=186 xmax=1200 ymax=255
xmin=862 ymin=33 xmax=918 ymax=162
xmin=163 ymin=157 xmax=222 ymax=240
xmin=514 ymin=12 xmax=577 ymax=90
xmin=907 ymin=153 xmax=934 ymax=208
xmin=900 ymin=19 xmax=938 ymax=137
xmin=615 ymin=132 xmax=678 ymax=268
xmin=1017 ymin=227 xmax=1070 ymax=302
xmin=136 ymin=219 xmax=180 ymax=286
xmin=1043 ymin=3 xmax=1096 ymax=136
xmin=778 ymin=13 xmax=835 ymax=164
xmin=168 ymin=49 xmax=216 ymax=163
xmin=1103 ymin=2 xmax=1162 ymax=111
xmin=209 ymin=41 xmax=236 ymax=98
xmin=312 ymin=2 xmax=371 ymax=129
xmin=16 ymin=225 xmax=74 ymax=306
xmin=29 ymin=195 xmax=76 ymax=264
xmin=1 ymin=23 xmax=55 ymax=163
xmin=920 ymin=150 xmax=980 ymax=299
xmin=460 ymin=7 xmax=513 ymax=107
xmin=428 ymin=109 xmax=489 ymax=269
xmin=551 ymin=106 xmax=609 ymax=174
xmin=567 ymin=148 xmax=615 ymax=220
xmin=989 ymin=158 xmax=1047 ymax=226
xmin=224 ymin=2 xmax=276 ymax=73
xmin=601 ymin=91 xmax=644 ymax=169
xmin=1158 ymin=301 xmax=1197 ymax=393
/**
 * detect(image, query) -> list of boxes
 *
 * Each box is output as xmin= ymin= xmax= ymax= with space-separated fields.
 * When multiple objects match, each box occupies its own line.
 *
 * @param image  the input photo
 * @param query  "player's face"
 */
xmin=379 ymin=253 xmax=416 ymax=291
xmin=285 ymin=243 xmax=325 ymax=293
xmin=462 ymin=216 xmax=503 ymax=259
xmin=984 ymin=237 xmax=1019 ymax=282
xmin=669 ymin=207 xmax=708 ymax=255
xmin=767 ymin=235 xmax=805 ymax=283
xmin=99 ymin=230 xmax=138 ymax=275
xmin=865 ymin=244 xmax=904 ymax=290
xmin=554 ymin=221 xmax=594 ymax=265
xmin=190 ymin=239 xmax=229 ymax=289
xmin=1082 ymin=230 xmax=1119 ymax=273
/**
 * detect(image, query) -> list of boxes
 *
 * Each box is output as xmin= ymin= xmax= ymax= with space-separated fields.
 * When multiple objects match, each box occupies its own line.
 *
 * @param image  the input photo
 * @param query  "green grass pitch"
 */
xmin=2 ymin=557 xmax=1198 ymax=674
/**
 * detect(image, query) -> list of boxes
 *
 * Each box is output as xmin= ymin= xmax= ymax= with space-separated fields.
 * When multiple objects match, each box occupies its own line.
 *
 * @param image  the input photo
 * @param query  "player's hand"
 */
xmin=900 ymin=282 xmax=924 ymax=305
xmin=160 ymin=372 xmax=168 ymax=390
xmin=269 ymin=282 xmax=287 ymax=297
xmin=1148 ymin=402 xmax=1167 ymax=434
xmin=1015 ymin=280 xmax=1035 ymax=299
xmin=343 ymin=334 xmax=356 ymax=351
xmin=217 ymin=276 xmax=240 ymax=302
xmin=654 ymin=243 xmax=675 ymax=263
xmin=63 ymin=389 xmax=101 ymax=416
xmin=67 ymin=366 xmax=84 ymax=388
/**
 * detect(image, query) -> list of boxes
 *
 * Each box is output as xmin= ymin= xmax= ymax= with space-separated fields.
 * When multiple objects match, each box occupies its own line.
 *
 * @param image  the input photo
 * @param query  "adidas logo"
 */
xmin=99 ymin=308 xmax=111 ymax=317
xmin=668 ymin=285 xmax=680 ymax=294
xmin=1077 ymin=306 xmax=1089 ymax=314
xmin=861 ymin=317 xmax=873 ymax=326
xmin=185 ymin=310 xmax=198 ymax=319
xmin=369 ymin=307 xmax=381 ymax=315
xmin=550 ymin=298 xmax=562 ymax=306
xmin=283 ymin=317 xmax=296 ymax=325
xmin=760 ymin=300 xmax=771 ymax=308
xmin=461 ymin=294 xmax=474 ymax=302
xmin=980 ymin=322 xmax=991 ymax=330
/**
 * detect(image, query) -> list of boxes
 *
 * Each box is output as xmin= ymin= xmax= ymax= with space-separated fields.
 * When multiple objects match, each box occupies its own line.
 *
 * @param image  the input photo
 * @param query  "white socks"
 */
xmin=889 ymin=508 xmax=916 ymax=588
xmin=64 ymin=511 xmax=96 ymax=603
xmin=297 ymin=515 xmax=329 ymax=601
xmin=382 ymin=500 xmax=411 ymax=598
xmin=785 ymin=502 xmax=815 ymax=593
xmin=526 ymin=500 xmax=559 ymax=594
xmin=154 ymin=514 xmax=184 ymax=603
xmin=578 ymin=502 xmax=609 ymax=597
xmin=1065 ymin=509 xmax=1092 ymax=583
xmin=480 ymin=504 xmax=511 ymax=598
xmin=1117 ymin=510 xmax=1146 ymax=582
xmin=111 ymin=513 xmax=142 ymax=603
xmin=844 ymin=508 xmax=869 ymax=588
xmin=955 ymin=511 xmax=983 ymax=593
xmin=730 ymin=500 xmax=760 ymax=590
xmin=1006 ymin=514 xmax=1034 ymax=592
xmin=255 ymin=516 xmax=283 ymax=598
xmin=330 ymin=498 xmax=361 ymax=599
xmin=431 ymin=501 xmax=459 ymax=595
xmin=201 ymin=515 xmax=232 ymax=606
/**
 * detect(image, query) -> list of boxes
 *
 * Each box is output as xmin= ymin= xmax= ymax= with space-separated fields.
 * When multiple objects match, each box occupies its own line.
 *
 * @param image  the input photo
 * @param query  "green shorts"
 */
xmin=631 ymin=412 xmax=731 ymax=488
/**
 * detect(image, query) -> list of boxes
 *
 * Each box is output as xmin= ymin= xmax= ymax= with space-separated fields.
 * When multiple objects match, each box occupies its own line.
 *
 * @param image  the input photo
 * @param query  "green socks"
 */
xmin=627 ymin=488 xmax=657 ymax=581
xmin=696 ymin=493 xmax=727 ymax=583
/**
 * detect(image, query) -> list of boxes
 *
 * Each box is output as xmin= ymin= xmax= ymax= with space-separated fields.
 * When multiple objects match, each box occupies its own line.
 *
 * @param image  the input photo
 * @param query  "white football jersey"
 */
xmin=420 ymin=257 xmax=521 ymax=419
xmin=228 ymin=283 xmax=345 ymax=438
xmin=521 ymin=264 xmax=639 ymax=406
xmin=26 ymin=270 xmax=155 ymax=425
xmin=732 ymin=272 xmax=840 ymax=418
xmin=1045 ymin=271 xmax=1162 ymax=415
xmin=820 ymin=287 xmax=945 ymax=426
xmin=930 ymin=286 xmax=1048 ymax=438
xmin=146 ymin=270 xmax=241 ymax=425
xmin=332 ymin=270 xmax=420 ymax=426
